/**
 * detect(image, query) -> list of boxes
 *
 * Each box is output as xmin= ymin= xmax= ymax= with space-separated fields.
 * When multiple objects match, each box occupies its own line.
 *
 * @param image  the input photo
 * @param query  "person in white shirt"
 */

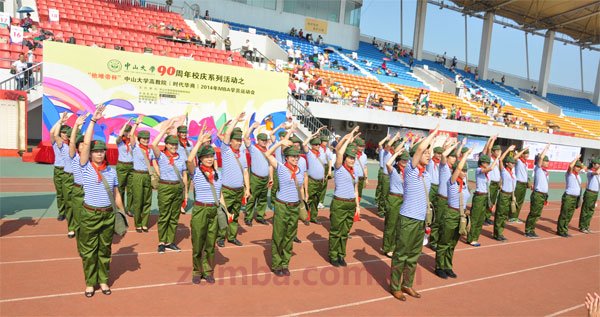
xmin=11 ymin=53 xmax=29 ymax=90
xmin=288 ymin=47 xmax=295 ymax=63
xmin=294 ymin=49 xmax=302 ymax=63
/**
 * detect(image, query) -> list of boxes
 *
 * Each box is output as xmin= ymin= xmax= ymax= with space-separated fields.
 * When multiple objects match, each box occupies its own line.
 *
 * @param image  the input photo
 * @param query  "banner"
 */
xmin=48 ymin=8 xmax=60 ymax=22
xmin=304 ymin=17 xmax=328 ymax=34
xmin=523 ymin=140 xmax=581 ymax=170
xmin=10 ymin=25 xmax=23 ymax=44
xmin=42 ymin=42 xmax=288 ymax=144
xmin=0 ymin=90 xmax=27 ymax=151
xmin=0 ymin=13 xmax=10 ymax=27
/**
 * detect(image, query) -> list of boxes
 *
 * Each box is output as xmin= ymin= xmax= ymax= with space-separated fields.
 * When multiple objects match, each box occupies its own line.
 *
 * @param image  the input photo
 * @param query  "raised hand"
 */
xmin=92 ymin=105 xmax=106 ymax=121
xmin=75 ymin=113 xmax=88 ymax=127
xmin=136 ymin=114 xmax=145 ymax=124
xmin=280 ymin=139 xmax=293 ymax=147
xmin=508 ymin=145 xmax=516 ymax=151
xmin=251 ymin=121 xmax=260 ymax=129
xmin=236 ymin=112 xmax=246 ymax=122
xmin=59 ymin=112 xmax=69 ymax=123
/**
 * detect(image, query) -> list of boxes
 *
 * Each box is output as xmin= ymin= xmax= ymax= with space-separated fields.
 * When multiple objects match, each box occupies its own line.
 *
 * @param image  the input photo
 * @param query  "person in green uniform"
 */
xmin=579 ymin=157 xmax=600 ymax=233
xmin=353 ymin=137 xmax=369 ymax=201
xmin=375 ymin=134 xmax=391 ymax=217
xmin=243 ymin=122 xmax=274 ymax=226
xmin=466 ymin=153 xmax=499 ymax=246
xmin=524 ymin=144 xmax=551 ymax=238
xmin=187 ymin=132 xmax=222 ymax=284
xmin=79 ymin=106 xmax=125 ymax=297
xmin=317 ymin=134 xmax=333 ymax=209
xmin=269 ymin=130 xmax=288 ymax=200
xmin=378 ymin=133 xmax=400 ymax=218
xmin=50 ymin=112 xmax=71 ymax=221
xmin=557 ymin=155 xmax=584 ymax=237
xmin=264 ymin=131 xmax=307 ymax=276
xmin=510 ymin=148 xmax=531 ymax=223
xmin=493 ymin=145 xmax=527 ymax=241
xmin=483 ymin=136 xmax=501 ymax=225
xmin=115 ymin=119 xmax=134 ymax=217
xmin=129 ymin=115 xmax=155 ymax=232
xmin=382 ymin=139 xmax=408 ymax=257
xmin=67 ymin=114 xmax=88 ymax=239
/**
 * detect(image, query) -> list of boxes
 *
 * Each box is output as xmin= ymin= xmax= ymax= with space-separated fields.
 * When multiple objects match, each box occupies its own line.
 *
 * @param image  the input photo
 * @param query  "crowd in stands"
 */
xmin=289 ymin=27 xmax=323 ymax=45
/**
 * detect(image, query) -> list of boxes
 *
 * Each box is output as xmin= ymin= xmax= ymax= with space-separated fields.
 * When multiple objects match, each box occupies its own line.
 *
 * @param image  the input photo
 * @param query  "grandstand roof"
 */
xmin=449 ymin=0 xmax=600 ymax=45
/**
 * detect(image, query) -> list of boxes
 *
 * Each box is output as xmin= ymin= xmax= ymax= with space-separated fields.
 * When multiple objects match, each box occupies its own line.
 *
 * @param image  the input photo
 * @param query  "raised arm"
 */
xmin=499 ymin=145 xmax=515 ymax=170
xmin=486 ymin=135 xmax=497 ymax=156
xmin=130 ymin=115 xmax=144 ymax=146
xmin=412 ymin=124 xmax=439 ymax=167
xmin=568 ymin=154 xmax=582 ymax=172
xmin=440 ymin=140 xmax=458 ymax=165
xmin=186 ymin=132 xmax=211 ymax=172
xmin=385 ymin=140 xmax=407 ymax=174
xmin=116 ymin=118 xmax=133 ymax=144
xmin=265 ymin=137 xmax=292 ymax=168
xmin=80 ymin=106 xmax=106 ymax=166
xmin=377 ymin=134 xmax=390 ymax=151
xmin=451 ymin=148 xmax=472 ymax=183
xmin=151 ymin=118 xmax=174 ymax=158
xmin=513 ymin=147 xmax=529 ymax=160
xmin=269 ymin=122 xmax=285 ymax=143
xmin=536 ymin=143 xmax=551 ymax=167
xmin=244 ymin=121 xmax=259 ymax=148
xmin=69 ymin=114 xmax=87 ymax=158
xmin=53 ymin=112 xmax=69 ymax=147
xmin=335 ymin=126 xmax=359 ymax=169
xmin=224 ymin=112 xmax=244 ymax=145
xmin=303 ymin=126 xmax=326 ymax=148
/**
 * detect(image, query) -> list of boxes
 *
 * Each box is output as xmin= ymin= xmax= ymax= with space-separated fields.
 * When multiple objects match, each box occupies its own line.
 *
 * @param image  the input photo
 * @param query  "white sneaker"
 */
xmin=318 ymin=203 xmax=325 ymax=209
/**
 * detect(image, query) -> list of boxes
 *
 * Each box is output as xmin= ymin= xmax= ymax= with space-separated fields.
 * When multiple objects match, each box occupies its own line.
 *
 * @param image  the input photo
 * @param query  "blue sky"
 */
xmin=359 ymin=0 xmax=599 ymax=93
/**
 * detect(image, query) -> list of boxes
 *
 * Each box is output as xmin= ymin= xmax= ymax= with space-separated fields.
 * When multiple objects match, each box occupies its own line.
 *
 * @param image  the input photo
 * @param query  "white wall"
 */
xmin=197 ymin=0 xmax=360 ymax=50
xmin=227 ymin=29 xmax=288 ymax=62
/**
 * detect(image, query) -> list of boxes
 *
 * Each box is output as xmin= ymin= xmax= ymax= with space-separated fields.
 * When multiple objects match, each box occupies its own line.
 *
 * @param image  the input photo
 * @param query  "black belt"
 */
xmin=118 ymin=161 xmax=133 ymax=165
xmin=63 ymin=171 xmax=72 ymax=175
xmin=448 ymin=206 xmax=460 ymax=212
xmin=534 ymin=190 xmax=548 ymax=196
xmin=133 ymin=169 xmax=149 ymax=174
xmin=84 ymin=204 xmax=113 ymax=212
xmin=194 ymin=201 xmax=217 ymax=207
xmin=309 ymin=176 xmax=324 ymax=182
xmin=222 ymin=185 xmax=243 ymax=191
xmin=358 ymin=176 xmax=365 ymax=180
xmin=54 ymin=166 xmax=64 ymax=170
xmin=474 ymin=191 xmax=488 ymax=196
xmin=501 ymin=190 xmax=513 ymax=195
xmin=490 ymin=181 xmax=500 ymax=185
xmin=586 ymin=189 xmax=598 ymax=194
xmin=251 ymin=172 xmax=268 ymax=180
xmin=159 ymin=180 xmax=180 ymax=185
xmin=517 ymin=181 xmax=528 ymax=184
xmin=437 ymin=194 xmax=447 ymax=199
xmin=333 ymin=196 xmax=355 ymax=202
xmin=275 ymin=198 xmax=299 ymax=206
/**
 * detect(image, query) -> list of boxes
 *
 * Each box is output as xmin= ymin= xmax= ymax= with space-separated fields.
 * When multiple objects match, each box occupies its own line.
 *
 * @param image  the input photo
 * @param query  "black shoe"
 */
xmin=428 ymin=244 xmax=437 ymax=251
xmin=101 ymin=288 xmax=112 ymax=295
xmin=435 ymin=268 xmax=448 ymax=279
xmin=165 ymin=244 xmax=181 ymax=252
xmin=282 ymin=268 xmax=291 ymax=276
xmin=245 ymin=220 xmax=252 ymax=227
xmin=557 ymin=232 xmax=568 ymax=238
xmin=303 ymin=220 xmax=310 ymax=226
xmin=84 ymin=289 xmax=95 ymax=298
xmin=293 ymin=237 xmax=301 ymax=243
xmin=272 ymin=269 xmax=284 ymax=276
xmin=217 ymin=239 xmax=225 ymax=247
xmin=204 ymin=275 xmax=215 ymax=284
xmin=142 ymin=227 xmax=149 ymax=232
xmin=338 ymin=257 xmax=347 ymax=267
xmin=530 ymin=232 xmax=540 ymax=239
xmin=484 ymin=219 xmax=493 ymax=226
xmin=310 ymin=219 xmax=321 ymax=224
xmin=57 ymin=215 xmax=66 ymax=221
xmin=445 ymin=269 xmax=457 ymax=278
xmin=158 ymin=244 xmax=166 ymax=253
xmin=256 ymin=219 xmax=268 ymax=225
xmin=228 ymin=239 xmax=243 ymax=246
xmin=192 ymin=275 xmax=202 ymax=284
xmin=136 ymin=228 xmax=143 ymax=233
xmin=524 ymin=232 xmax=532 ymax=238
xmin=67 ymin=232 xmax=75 ymax=239
xmin=330 ymin=258 xmax=340 ymax=267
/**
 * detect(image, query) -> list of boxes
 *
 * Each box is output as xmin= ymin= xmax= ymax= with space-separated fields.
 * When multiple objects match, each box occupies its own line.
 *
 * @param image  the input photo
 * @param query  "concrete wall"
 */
xmin=227 ymin=29 xmax=288 ymax=62
xmin=196 ymin=0 xmax=360 ymax=50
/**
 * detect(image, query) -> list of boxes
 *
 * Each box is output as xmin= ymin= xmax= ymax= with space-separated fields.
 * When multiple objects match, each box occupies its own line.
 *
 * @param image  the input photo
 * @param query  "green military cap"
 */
xmin=310 ymin=137 xmax=321 ymax=145
xmin=291 ymin=135 xmax=302 ymax=144
xmin=124 ymin=125 xmax=132 ymax=133
xmin=504 ymin=156 xmax=516 ymax=164
xmin=320 ymin=135 xmax=329 ymax=142
xmin=461 ymin=147 xmax=469 ymax=154
xmin=399 ymin=152 xmax=410 ymax=161
xmin=354 ymin=137 xmax=365 ymax=147
xmin=137 ymin=130 xmax=150 ymax=139
xmin=574 ymin=161 xmax=584 ymax=168
xmin=257 ymin=133 xmax=269 ymax=141
xmin=433 ymin=146 xmax=443 ymax=154
xmin=283 ymin=146 xmax=300 ymax=156
xmin=177 ymin=125 xmax=188 ymax=133
xmin=345 ymin=145 xmax=358 ymax=158
xmin=523 ymin=149 xmax=529 ymax=154
xmin=478 ymin=154 xmax=491 ymax=164
xmin=452 ymin=162 xmax=468 ymax=171
xmin=448 ymin=150 xmax=458 ymax=157
xmin=492 ymin=145 xmax=501 ymax=151
xmin=593 ymin=158 xmax=600 ymax=164
xmin=60 ymin=125 xmax=72 ymax=135
xmin=75 ymin=134 xmax=84 ymax=146
xmin=392 ymin=139 xmax=402 ymax=148
xmin=231 ymin=127 xmax=243 ymax=140
xmin=409 ymin=142 xmax=421 ymax=157
xmin=278 ymin=130 xmax=287 ymax=138
xmin=91 ymin=140 xmax=107 ymax=151
xmin=164 ymin=135 xmax=179 ymax=144
xmin=197 ymin=144 xmax=215 ymax=157
xmin=543 ymin=155 xmax=550 ymax=162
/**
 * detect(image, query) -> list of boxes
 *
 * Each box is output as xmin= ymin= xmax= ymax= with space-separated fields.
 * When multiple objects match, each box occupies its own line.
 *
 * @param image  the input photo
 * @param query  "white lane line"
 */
xmin=544 ymin=304 xmax=585 ymax=317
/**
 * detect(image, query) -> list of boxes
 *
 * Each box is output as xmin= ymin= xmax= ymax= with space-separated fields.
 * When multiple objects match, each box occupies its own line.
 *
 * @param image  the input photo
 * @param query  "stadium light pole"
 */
xmin=464 ymin=14 xmax=468 ymax=67
xmin=400 ymin=0 xmax=403 ymax=49
xmin=524 ymin=32 xmax=530 ymax=81
xmin=579 ymin=46 xmax=584 ymax=93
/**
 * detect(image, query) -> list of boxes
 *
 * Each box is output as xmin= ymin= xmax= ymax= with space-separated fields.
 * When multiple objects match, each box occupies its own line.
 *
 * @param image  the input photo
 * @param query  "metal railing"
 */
xmin=287 ymin=94 xmax=331 ymax=138
xmin=0 ymin=62 xmax=43 ymax=92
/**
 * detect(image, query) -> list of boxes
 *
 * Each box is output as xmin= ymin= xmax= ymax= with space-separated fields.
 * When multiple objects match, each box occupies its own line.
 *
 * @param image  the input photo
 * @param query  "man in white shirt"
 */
xmin=11 ymin=53 xmax=29 ymax=90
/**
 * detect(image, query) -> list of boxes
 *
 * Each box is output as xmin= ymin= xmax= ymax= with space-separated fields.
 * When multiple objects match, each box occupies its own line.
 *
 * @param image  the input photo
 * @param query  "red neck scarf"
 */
xmin=505 ymin=167 xmax=515 ymax=179
xmin=343 ymin=163 xmax=355 ymax=179
xmin=310 ymin=148 xmax=320 ymax=157
xmin=92 ymin=161 xmax=107 ymax=182
xmin=389 ymin=149 xmax=395 ymax=155
xmin=163 ymin=150 xmax=178 ymax=165
xmin=138 ymin=143 xmax=150 ymax=159
xmin=255 ymin=144 xmax=267 ymax=152
xmin=357 ymin=150 xmax=363 ymax=158
xmin=398 ymin=163 xmax=405 ymax=178
xmin=200 ymin=165 xmax=214 ymax=183
xmin=122 ymin=136 xmax=131 ymax=153
xmin=285 ymin=162 xmax=298 ymax=180
xmin=457 ymin=176 xmax=464 ymax=193
xmin=417 ymin=163 xmax=426 ymax=177
xmin=179 ymin=137 xmax=188 ymax=147
xmin=230 ymin=145 xmax=240 ymax=158
xmin=519 ymin=157 xmax=527 ymax=164
xmin=541 ymin=166 xmax=549 ymax=177
xmin=320 ymin=145 xmax=327 ymax=152
xmin=480 ymin=165 xmax=489 ymax=180
xmin=432 ymin=157 xmax=440 ymax=168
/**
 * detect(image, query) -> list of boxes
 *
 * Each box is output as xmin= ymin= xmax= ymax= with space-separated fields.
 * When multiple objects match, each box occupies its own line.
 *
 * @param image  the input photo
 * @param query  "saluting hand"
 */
xmin=92 ymin=105 xmax=106 ymax=121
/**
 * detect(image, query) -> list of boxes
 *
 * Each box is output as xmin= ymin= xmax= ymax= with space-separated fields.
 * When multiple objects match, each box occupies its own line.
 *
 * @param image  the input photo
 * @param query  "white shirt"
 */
xmin=12 ymin=60 xmax=28 ymax=79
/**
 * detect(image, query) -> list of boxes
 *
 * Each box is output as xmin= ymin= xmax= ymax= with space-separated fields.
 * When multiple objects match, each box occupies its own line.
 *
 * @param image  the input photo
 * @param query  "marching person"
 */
xmin=484 ymin=138 xmax=502 ymax=225
xmin=270 ymin=130 xmax=288 ymax=199
xmin=382 ymin=139 xmax=408 ymax=258
xmin=115 ymin=120 xmax=134 ymax=217
xmin=187 ymin=132 xmax=222 ymax=284
xmin=67 ymin=114 xmax=89 ymax=239
xmin=467 ymin=153 xmax=499 ymax=246
xmin=390 ymin=124 xmax=439 ymax=301
xmin=524 ymin=144 xmax=551 ymax=238
xmin=317 ymin=134 xmax=334 ymax=209
xmin=328 ymin=126 xmax=361 ymax=267
xmin=579 ymin=157 xmax=599 ymax=233
xmin=557 ymin=155 xmax=584 ymax=237
xmin=264 ymin=131 xmax=307 ymax=276
xmin=244 ymin=122 xmax=273 ymax=226
xmin=50 ymin=113 xmax=71 ymax=222
xmin=129 ymin=115 xmax=154 ymax=233
xmin=375 ymin=134 xmax=391 ymax=217
xmin=354 ymin=137 xmax=369 ymax=201
xmin=303 ymin=127 xmax=328 ymax=224
xmin=176 ymin=124 xmax=194 ymax=213
xmin=510 ymin=148 xmax=531 ymax=223
xmin=426 ymin=145 xmax=443 ymax=244
xmin=380 ymin=133 xmax=401 ymax=219
xmin=79 ymin=106 xmax=125 ymax=297
xmin=56 ymin=116 xmax=76 ymax=237
xmin=493 ymin=145 xmax=526 ymax=241
xmin=435 ymin=148 xmax=472 ymax=279
xmin=218 ymin=112 xmax=251 ymax=247
xmin=152 ymin=119 xmax=188 ymax=253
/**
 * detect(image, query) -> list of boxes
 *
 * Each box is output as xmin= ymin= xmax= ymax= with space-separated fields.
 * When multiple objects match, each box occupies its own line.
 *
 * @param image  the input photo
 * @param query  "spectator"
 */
xmin=294 ymin=48 xmax=302 ymax=64
xmin=372 ymin=37 xmax=376 ymax=45
xmin=441 ymin=106 xmax=448 ymax=119
xmin=209 ymin=31 xmax=217 ymax=48
xmin=242 ymin=39 xmax=253 ymax=60
xmin=20 ymin=13 xmax=33 ymax=32
xmin=204 ymin=10 xmax=210 ymax=20
xmin=392 ymin=93 xmax=399 ymax=111
xmin=224 ymin=37 xmax=231 ymax=51
xmin=289 ymin=27 xmax=296 ymax=36
xmin=501 ymin=75 xmax=505 ymax=85
xmin=316 ymin=35 xmax=323 ymax=45
xmin=351 ymin=88 xmax=360 ymax=106
xmin=491 ymin=78 xmax=495 ymax=84
xmin=451 ymin=56 xmax=457 ymax=68
xmin=11 ymin=53 xmax=29 ymax=90
xmin=287 ymin=46 xmax=295 ymax=63
xmin=298 ymin=29 xmax=303 ymax=38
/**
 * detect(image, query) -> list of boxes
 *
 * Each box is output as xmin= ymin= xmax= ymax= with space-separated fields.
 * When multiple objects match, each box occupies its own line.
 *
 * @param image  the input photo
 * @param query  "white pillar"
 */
xmin=339 ymin=0 xmax=346 ymax=24
xmin=478 ymin=12 xmax=494 ymax=81
xmin=412 ymin=0 xmax=427 ymax=60
xmin=593 ymin=60 xmax=600 ymax=106
xmin=276 ymin=0 xmax=283 ymax=14
xmin=538 ymin=30 xmax=555 ymax=98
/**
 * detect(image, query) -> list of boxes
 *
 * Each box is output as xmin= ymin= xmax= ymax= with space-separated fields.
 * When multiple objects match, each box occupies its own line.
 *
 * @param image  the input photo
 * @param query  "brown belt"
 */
xmin=309 ymin=176 xmax=324 ymax=182
xmin=194 ymin=201 xmax=217 ymax=207
xmin=474 ymin=191 xmax=487 ymax=196
xmin=358 ymin=176 xmax=365 ymax=181
xmin=448 ymin=206 xmax=460 ymax=212
xmin=586 ymin=189 xmax=598 ymax=194
xmin=517 ymin=181 xmax=528 ymax=184
xmin=534 ymin=190 xmax=548 ymax=196
xmin=275 ymin=198 xmax=299 ymax=206
xmin=437 ymin=194 xmax=447 ymax=199
xmin=54 ymin=166 xmax=64 ymax=170
xmin=501 ymin=190 xmax=513 ymax=195
xmin=333 ymin=196 xmax=355 ymax=202
xmin=251 ymin=172 xmax=268 ymax=180
xmin=159 ymin=179 xmax=180 ymax=185
xmin=390 ymin=193 xmax=403 ymax=198
xmin=84 ymin=204 xmax=113 ymax=212
xmin=490 ymin=181 xmax=499 ymax=185
xmin=565 ymin=193 xmax=579 ymax=198
xmin=222 ymin=185 xmax=243 ymax=191
xmin=73 ymin=183 xmax=82 ymax=188
xmin=118 ymin=161 xmax=133 ymax=165
xmin=133 ymin=169 xmax=149 ymax=174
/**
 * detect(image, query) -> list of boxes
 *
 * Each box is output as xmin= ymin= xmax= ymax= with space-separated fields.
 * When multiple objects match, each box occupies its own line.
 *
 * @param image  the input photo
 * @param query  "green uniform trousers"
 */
xmin=357 ymin=176 xmax=366 ymax=199
xmin=271 ymin=200 xmax=299 ymax=270
xmin=511 ymin=181 xmax=528 ymax=220
xmin=377 ymin=174 xmax=390 ymax=216
xmin=62 ymin=173 xmax=75 ymax=231
xmin=435 ymin=208 xmax=460 ymax=269
xmin=390 ymin=215 xmax=424 ymax=291
xmin=53 ymin=167 xmax=66 ymax=216
xmin=328 ymin=198 xmax=357 ymax=260
xmin=245 ymin=173 xmax=269 ymax=222
xmin=116 ymin=162 xmax=134 ymax=212
xmin=427 ymin=185 xmax=440 ymax=244
xmin=525 ymin=191 xmax=547 ymax=234
xmin=130 ymin=172 xmax=152 ymax=228
xmin=557 ymin=193 xmax=578 ymax=235
xmin=270 ymin=172 xmax=279 ymax=206
xmin=318 ymin=168 xmax=330 ymax=205
xmin=486 ymin=181 xmax=500 ymax=220
xmin=307 ymin=177 xmax=326 ymax=221
xmin=382 ymin=194 xmax=403 ymax=253
xmin=71 ymin=184 xmax=84 ymax=235
xmin=467 ymin=194 xmax=488 ymax=243
xmin=493 ymin=192 xmax=512 ymax=238
xmin=191 ymin=204 xmax=218 ymax=277
xmin=579 ymin=190 xmax=598 ymax=231
xmin=79 ymin=207 xmax=115 ymax=286
xmin=157 ymin=182 xmax=184 ymax=244
xmin=429 ymin=195 xmax=447 ymax=248
xmin=375 ymin=167 xmax=383 ymax=209
xmin=219 ymin=187 xmax=243 ymax=242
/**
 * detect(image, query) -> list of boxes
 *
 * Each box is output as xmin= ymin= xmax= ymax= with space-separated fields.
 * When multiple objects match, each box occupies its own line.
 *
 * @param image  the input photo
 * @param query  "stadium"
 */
xmin=0 ymin=0 xmax=599 ymax=315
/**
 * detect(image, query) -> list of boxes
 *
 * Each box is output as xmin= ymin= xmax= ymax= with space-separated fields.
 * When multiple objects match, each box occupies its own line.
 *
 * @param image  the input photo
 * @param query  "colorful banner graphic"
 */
xmin=42 ymin=42 xmax=289 ymax=144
